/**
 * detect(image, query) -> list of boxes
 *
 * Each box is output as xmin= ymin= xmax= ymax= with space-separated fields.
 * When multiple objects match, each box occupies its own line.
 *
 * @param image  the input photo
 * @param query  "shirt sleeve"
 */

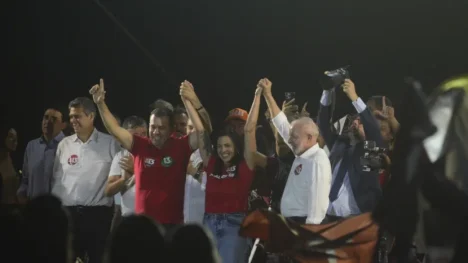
xmin=200 ymin=172 xmax=207 ymax=192
xmin=352 ymin=97 xmax=367 ymax=114
xmin=110 ymin=138 xmax=121 ymax=159
xmin=130 ymin=135 xmax=149 ymax=157
xmin=306 ymin=157 xmax=332 ymax=224
xmin=109 ymin=151 xmax=123 ymax=177
xmin=17 ymin=142 xmax=30 ymax=196
xmin=320 ymin=90 xmax=332 ymax=106
xmin=51 ymin=141 xmax=64 ymax=196
xmin=190 ymin=150 xmax=203 ymax=169
xmin=271 ymin=111 xmax=293 ymax=150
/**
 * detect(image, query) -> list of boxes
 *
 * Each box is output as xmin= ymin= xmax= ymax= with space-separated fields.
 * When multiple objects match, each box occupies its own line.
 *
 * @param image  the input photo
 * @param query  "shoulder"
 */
xmin=25 ymin=138 xmax=41 ymax=150
xmin=58 ymin=135 xmax=75 ymax=147
xmin=239 ymin=159 xmax=255 ymax=172
xmin=132 ymin=134 xmax=152 ymax=148
xmin=169 ymin=135 xmax=192 ymax=154
xmin=113 ymin=150 xmax=125 ymax=160
xmin=97 ymin=131 xmax=116 ymax=143
xmin=310 ymin=149 xmax=331 ymax=167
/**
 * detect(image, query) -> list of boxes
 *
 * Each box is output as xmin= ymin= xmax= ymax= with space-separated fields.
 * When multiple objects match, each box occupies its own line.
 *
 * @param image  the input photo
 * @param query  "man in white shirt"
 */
xmin=105 ymin=116 xmax=148 ymax=218
xmin=260 ymin=78 xmax=332 ymax=224
xmin=51 ymin=97 xmax=119 ymax=263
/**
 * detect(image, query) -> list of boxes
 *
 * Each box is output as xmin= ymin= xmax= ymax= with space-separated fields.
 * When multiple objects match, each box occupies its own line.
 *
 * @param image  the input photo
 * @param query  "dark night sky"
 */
xmin=4 ymin=0 xmax=468 ymax=166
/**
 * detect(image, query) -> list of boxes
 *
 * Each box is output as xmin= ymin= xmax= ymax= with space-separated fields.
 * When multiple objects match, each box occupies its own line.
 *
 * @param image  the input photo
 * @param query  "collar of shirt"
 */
xmin=71 ymin=128 xmax=99 ymax=143
xmin=298 ymin=143 xmax=320 ymax=159
xmin=39 ymin=132 xmax=65 ymax=144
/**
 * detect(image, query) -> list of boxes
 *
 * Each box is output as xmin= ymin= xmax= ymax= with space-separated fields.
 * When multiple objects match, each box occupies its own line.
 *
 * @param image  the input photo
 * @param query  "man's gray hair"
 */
xmin=122 ymin=116 xmax=147 ymax=130
xmin=292 ymin=117 xmax=320 ymax=137
xmin=68 ymin=97 xmax=96 ymax=116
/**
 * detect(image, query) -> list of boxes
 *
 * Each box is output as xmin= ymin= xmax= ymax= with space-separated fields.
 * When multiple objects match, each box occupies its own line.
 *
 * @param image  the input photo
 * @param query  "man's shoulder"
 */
xmin=310 ymin=148 xmax=331 ymax=165
xmin=113 ymin=149 xmax=126 ymax=160
xmin=59 ymin=135 xmax=76 ymax=145
xmin=25 ymin=137 xmax=42 ymax=148
xmin=96 ymin=131 xmax=117 ymax=143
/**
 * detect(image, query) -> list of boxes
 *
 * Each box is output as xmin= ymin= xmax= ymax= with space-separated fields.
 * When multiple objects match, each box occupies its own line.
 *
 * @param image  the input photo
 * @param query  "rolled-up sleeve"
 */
xmin=271 ymin=111 xmax=292 ymax=150
xmin=306 ymin=159 xmax=332 ymax=224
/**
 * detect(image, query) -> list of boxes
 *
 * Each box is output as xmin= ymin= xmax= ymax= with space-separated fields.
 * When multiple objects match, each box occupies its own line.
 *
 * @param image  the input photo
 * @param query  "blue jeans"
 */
xmin=204 ymin=213 xmax=250 ymax=263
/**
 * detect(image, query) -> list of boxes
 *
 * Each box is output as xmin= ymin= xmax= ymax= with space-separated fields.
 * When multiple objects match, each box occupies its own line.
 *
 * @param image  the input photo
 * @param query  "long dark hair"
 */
xmin=0 ymin=125 xmax=13 ymax=151
xmin=213 ymin=129 xmax=244 ymax=178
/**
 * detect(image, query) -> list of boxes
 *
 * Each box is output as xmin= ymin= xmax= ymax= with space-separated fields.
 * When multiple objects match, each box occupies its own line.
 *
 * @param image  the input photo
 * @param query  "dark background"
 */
xmin=4 ymin=0 xmax=468 ymax=167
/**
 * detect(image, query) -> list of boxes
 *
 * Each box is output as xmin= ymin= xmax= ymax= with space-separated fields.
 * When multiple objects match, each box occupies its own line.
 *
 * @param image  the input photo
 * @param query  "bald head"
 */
xmin=289 ymin=117 xmax=319 ymax=155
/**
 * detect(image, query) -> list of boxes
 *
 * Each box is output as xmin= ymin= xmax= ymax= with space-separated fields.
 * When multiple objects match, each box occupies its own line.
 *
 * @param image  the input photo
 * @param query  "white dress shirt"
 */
xmin=272 ymin=112 xmax=332 ymax=224
xmin=183 ymin=150 xmax=206 ymax=223
xmin=321 ymin=90 xmax=367 ymax=217
xmin=109 ymin=149 xmax=135 ymax=216
xmin=51 ymin=129 xmax=120 ymax=206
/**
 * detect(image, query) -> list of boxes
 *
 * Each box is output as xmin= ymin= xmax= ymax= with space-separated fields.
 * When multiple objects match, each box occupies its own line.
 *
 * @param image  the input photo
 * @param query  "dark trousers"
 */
xmin=286 ymin=216 xmax=307 ymax=224
xmin=67 ymin=205 xmax=113 ymax=263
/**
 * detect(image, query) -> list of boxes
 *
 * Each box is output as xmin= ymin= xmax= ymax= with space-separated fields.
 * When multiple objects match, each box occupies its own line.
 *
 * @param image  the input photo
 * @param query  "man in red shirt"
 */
xmin=89 ymin=79 xmax=211 ymax=230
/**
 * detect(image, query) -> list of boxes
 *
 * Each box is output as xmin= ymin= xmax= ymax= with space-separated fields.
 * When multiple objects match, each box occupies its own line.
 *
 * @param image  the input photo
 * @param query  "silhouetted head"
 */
xmin=105 ymin=215 xmax=166 ymax=263
xmin=166 ymin=224 xmax=220 ymax=263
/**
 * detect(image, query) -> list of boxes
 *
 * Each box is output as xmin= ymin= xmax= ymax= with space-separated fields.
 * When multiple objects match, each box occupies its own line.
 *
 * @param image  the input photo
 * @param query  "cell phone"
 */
xmin=285 ymin=92 xmax=295 ymax=102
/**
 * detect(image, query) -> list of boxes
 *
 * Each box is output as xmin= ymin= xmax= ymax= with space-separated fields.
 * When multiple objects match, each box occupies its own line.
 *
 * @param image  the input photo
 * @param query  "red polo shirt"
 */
xmin=204 ymin=156 xmax=255 ymax=214
xmin=130 ymin=135 xmax=192 ymax=224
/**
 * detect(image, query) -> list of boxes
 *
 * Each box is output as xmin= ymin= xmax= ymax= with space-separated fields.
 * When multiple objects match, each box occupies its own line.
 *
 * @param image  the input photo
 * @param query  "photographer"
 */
xmin=367 ymin=96 xmax=399 ymax=187
xmin=318 ymin=78 xmax=385 ymax=223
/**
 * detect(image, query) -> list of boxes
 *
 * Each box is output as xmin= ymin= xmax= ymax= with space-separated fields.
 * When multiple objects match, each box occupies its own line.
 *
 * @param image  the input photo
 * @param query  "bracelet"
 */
xmin=196 ymin=106 xmax=204 ymax=111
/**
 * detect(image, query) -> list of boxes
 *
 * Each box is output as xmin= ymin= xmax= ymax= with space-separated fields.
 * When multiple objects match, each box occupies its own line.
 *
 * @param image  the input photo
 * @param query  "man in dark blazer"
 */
xmin=317 ymin=79 xmax=385 ymax=223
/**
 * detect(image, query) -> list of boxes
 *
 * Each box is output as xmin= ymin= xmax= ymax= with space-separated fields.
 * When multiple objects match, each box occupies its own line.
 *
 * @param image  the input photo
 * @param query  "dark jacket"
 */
xmin=317 ymin=102 xmax=384 ymax=213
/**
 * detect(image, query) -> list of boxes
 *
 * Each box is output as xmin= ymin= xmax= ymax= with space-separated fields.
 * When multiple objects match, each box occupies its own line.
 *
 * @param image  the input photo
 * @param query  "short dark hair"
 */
xmin=122 ymin=116 xmax=147 ymax=130
xmin=150 ymin=106 xmax=174 ymax=126
xmin=174 ymin=105 xmax=187 ymax=116
xmin=149 ymin=99 xmax=174 ymax=112
xmin=68 ymin=97 xmax=96 ymax=116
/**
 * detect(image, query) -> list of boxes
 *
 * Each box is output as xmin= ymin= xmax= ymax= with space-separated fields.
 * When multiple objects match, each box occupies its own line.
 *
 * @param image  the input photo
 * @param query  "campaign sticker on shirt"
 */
xmin=144 ymin=158 xmax=155 ymax=168
xmin=68 ymin=154 xmax=79 ymax=165
xmin=161 ymin=156 xmax=174 ymax=167
xmin=294 ymin=164 xmax=302 ymax=175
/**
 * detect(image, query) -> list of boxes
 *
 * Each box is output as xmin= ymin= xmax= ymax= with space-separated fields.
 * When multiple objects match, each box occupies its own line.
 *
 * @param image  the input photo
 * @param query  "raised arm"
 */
xmin=181 ymin=81 xmax=212 ymax=167
xmin=179 ymin=80 xmax=213 ymax=134
xmin=89 ymin=79 xmax=133 ymax=151
xmin=260 ymin=78 xmax=293 ymax=149
xmin=317 ymin=89 xmax=339 ymax=149
xmin=342 ymin=79 xmax=384 ymax=147
xmin=244 ymin=85 xmax=268 ymax=170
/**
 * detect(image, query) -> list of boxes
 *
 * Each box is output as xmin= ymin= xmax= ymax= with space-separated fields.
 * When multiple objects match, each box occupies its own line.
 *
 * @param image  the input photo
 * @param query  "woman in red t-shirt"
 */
xmin=182 ymin=81 xmax=270 ymax=263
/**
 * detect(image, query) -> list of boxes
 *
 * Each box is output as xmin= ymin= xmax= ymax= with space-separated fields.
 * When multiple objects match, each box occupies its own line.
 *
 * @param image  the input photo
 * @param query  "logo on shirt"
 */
xmin=161 ymin=156 xmax=174 ymax=167
xmin=144 ymin=158 xmax=155 ymax=168
xmin=68 ymin=154 xmax=79 ymax=165
xmin=209 ymin=166 xmax=236 ymax=179
xmin=294 ymin=164 xmax=302 ymax=175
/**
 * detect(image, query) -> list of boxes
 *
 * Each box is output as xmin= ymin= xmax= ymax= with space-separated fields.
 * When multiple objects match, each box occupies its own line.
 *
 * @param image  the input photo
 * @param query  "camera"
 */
xmin=360 ymin=141 xmax=388 ymax=172
xmin=322 ymin=66 xmax=350 ymax=90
